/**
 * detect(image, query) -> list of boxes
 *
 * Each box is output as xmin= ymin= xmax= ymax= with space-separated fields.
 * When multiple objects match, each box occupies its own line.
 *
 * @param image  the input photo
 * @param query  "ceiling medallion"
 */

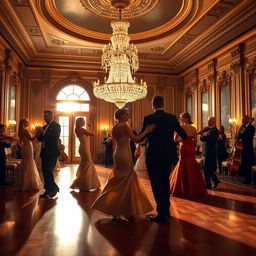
xmin=80 ymin=0 xmax=159 ymax=20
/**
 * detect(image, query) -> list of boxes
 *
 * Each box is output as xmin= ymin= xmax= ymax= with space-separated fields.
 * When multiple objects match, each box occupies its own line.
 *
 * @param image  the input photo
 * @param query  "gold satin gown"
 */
xmin=92 ymin=123 xmax=153 ymax=217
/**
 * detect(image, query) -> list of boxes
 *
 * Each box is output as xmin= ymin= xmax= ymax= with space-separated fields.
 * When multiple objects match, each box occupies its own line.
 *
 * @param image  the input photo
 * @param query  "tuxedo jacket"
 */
xmin=237 ymin=124 xmax=255 ymax=160
xmin=200 ymin=126 xmax=219 ymax=157
xmin=237 ymin=124 xmax=255 ymax=152
xmin=37 ymin=121 xmax=61 ymax=158
xmin=140 ymin=110 xmax=186 ymax=165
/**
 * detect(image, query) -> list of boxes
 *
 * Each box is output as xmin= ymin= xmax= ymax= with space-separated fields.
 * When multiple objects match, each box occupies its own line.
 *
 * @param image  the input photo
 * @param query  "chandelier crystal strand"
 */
xmin=93 ymin=18 xmax=147 ymax=109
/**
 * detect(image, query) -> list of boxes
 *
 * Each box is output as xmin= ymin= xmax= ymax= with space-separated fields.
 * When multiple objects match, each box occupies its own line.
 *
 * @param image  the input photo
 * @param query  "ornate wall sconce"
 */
xmin=8 ymin=120 xmax=16 ymax=136
xmin=228 ymin=118 xmax=238 ymax=138
xmin=100 ymin=124 xmax=110 ymax=132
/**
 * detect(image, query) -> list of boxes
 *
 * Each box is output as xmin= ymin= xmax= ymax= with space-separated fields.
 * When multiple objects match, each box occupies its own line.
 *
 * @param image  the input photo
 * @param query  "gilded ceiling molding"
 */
xmin=199 ymin=79 xmax=210 ymax=92
xmin=217 ymin=70 xmax=231 ymax=87
xmin=230 ymin=62 xmax=241 ymax=75
xmin=185 ymin=86 xmax=194 ymax=95
xmin=5 ymin=49 xmax=13 ymax=72
xmin=38 ymin=0 xmax=198 ymax=43
xmin=170 ymin=1 xmax=256 ymax=71
xmin=246 ymin=57 xmax=256 ymax=74
xmin=80 ymin=0 xmax=159 ymax=20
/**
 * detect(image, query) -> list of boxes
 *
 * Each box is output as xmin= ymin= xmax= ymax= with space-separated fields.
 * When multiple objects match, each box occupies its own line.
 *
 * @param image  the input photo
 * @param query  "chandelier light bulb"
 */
xmin=93 ymin=15 xmax=147 ymax=109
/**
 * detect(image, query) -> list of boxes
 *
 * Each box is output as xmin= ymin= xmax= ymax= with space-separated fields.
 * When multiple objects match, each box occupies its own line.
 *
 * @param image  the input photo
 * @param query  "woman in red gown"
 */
xmin=170 ymin=112 xmax=206 ymax=197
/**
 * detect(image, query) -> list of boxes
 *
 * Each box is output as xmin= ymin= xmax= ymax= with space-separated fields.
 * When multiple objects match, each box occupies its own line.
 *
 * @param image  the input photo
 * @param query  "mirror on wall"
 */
xmin=186 ymin=95 xmax=192 ymax=117
xmin=220 ymin=83 xmax=230 ymax=130
xmin=250 ymin=73 xmax=256 ymax=122
xmin=201 ymin=91 xmax=209 ymax=128
xmin=9 ymin=82 xmax=16 ymax=135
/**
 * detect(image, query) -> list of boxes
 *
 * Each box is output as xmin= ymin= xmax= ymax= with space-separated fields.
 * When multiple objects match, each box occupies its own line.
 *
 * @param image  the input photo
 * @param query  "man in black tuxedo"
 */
xmin=102 ymin=132 xmax=113 ymax=167
xmin=37 ymin=110 xmax=61 ymax=198
xmin=237 ymin=115 xmax=255 ymax=184
xmin=130 ymin=128 xmax=137 ymax=164
xmin=199 ymin=117 xmax=220 ymax=189
xmin=140 ymin=96 xmax=186 ymax=223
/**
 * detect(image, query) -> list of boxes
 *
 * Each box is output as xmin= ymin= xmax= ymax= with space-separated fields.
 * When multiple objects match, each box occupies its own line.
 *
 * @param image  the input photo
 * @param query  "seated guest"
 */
xmin=216 ymin=125 xmax=228 ymax=174
xmin=0 ymin=124 xmax=11 ymax=186
xmin=237 ymin=115 xmax=255 ymax=184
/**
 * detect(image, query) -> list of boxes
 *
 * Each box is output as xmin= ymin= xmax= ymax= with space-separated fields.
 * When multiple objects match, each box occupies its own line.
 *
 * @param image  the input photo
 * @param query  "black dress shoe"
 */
xmin=212 ymin=180 xmax=220 ymax=188
xmin=150 ymin=215 xmax=167 ymax=223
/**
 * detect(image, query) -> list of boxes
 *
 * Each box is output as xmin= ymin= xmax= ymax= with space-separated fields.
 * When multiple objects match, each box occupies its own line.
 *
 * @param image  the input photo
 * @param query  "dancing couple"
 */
xmin=93 ymin=96 xmax=190 ymax=223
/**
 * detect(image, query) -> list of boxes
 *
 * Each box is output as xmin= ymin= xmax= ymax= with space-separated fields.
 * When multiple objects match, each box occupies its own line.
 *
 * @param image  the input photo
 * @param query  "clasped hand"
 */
xmin=146 ymin=124 xmax=155 ymax=132
xmin=35 ymin=125 xmax=44 ymax=134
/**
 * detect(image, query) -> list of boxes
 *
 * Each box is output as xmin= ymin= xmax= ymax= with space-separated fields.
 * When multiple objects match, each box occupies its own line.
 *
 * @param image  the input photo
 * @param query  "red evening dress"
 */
xmin=170 ymin=136 xmax=207 ymax=197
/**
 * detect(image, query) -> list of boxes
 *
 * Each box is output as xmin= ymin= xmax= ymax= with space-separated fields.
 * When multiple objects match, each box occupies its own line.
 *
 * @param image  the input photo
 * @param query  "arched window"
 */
xmin=56 ymin=85 xmax=90 ymax=112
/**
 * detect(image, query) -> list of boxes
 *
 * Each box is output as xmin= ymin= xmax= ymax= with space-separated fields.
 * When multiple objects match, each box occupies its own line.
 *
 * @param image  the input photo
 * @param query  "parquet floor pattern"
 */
xmin=0 ymin=165 xmax=255 ymax=256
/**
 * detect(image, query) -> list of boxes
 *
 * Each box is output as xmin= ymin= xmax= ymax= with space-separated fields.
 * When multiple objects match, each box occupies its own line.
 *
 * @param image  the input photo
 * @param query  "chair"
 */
xmin=252 ymin=165 xmax=256 ymax=185
xmin=5 ymin=148 xmax=21 ymax=185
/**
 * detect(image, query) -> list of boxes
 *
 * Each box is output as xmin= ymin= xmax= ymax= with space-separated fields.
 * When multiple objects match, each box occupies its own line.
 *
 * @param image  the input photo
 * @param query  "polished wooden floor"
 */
xmin=0 ymin=165 xmax=256 ymax=256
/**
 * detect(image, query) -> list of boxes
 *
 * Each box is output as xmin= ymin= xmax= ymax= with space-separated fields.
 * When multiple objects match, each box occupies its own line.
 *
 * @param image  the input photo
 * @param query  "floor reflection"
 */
xmin=0 ymin=165 xmax=256 ymax=256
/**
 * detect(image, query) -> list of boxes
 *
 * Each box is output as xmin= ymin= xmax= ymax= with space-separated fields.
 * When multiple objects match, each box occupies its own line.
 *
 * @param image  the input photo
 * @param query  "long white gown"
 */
xmin=92 ymin=123 xmax=153 ymax=217
xmin=70 ymin=135 xmax=100 ymax=190
xmin=15 ymin=137 xmax=43 ymax=191
xmin=134 ymin=145 xmax=147 ymax=171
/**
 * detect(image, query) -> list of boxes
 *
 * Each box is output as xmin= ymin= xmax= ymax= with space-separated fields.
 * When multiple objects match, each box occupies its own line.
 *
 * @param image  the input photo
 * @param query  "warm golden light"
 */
xmin=228 ymin=118 xmax=238 ymax=125
xmin=57 ymin=102 xmax=89 ymax=112
xmin=93 ymin=17 xmax=147 ymax=109
xmin=100 ymin=124 xmax=109 ymax=132
xmin=8 ymin=120 xmax=16 ymax=125
xmin=31 ymin=122 xmax=43 ymax=131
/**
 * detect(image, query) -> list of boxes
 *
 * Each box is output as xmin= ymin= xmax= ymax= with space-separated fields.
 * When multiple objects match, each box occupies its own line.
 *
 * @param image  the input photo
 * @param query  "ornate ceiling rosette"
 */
xmin=38 ymin=0 xmax=200 ymax=43
xmin=79 ymin=0 xmax=160 ymax=20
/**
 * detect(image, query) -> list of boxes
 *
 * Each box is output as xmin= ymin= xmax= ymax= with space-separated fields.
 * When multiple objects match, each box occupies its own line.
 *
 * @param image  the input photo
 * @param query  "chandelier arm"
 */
xmin=93 ymin=14 xmax=147 ymax=108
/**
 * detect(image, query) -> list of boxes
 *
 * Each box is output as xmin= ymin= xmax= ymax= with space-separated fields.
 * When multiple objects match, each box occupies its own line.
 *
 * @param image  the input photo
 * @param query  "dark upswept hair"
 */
xmin=44 ymin=110 xmax=53 ymax=115
xmin=152 ymin=96 xmax=164 ymax=108
xmin=114 ymin=108 xmax=128 ymax=120
xmin=180 ymin=112 xmax=193 ymax=124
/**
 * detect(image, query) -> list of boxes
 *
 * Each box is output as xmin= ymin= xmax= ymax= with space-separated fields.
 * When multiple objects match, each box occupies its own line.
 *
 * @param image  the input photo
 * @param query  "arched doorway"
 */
xmin=55 ymin=85 xmax=90 ymax=163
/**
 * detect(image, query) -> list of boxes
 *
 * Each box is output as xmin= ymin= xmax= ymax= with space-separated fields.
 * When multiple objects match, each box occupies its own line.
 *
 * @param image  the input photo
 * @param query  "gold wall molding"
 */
xmin=217 ymin=70 xmax=231 ymax=87
xmin=199 ymin=79 xmax=210 ymax=92
xmin=246 ymin=56 xmax=256 ymax=74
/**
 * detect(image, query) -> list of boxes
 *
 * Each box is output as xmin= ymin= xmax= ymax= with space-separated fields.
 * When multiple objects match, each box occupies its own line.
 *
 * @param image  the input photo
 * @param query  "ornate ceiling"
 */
xmin=0 ymin=0 xmax=256 ymax=74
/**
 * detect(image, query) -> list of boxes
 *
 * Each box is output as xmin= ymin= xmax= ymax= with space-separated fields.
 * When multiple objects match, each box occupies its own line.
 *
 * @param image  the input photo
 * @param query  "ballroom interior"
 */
xmin=0 ymin=0 xmax=256 ymax=255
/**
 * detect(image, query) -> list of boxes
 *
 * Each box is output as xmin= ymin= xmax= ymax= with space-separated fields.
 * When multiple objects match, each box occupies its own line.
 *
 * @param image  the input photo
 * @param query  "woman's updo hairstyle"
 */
xmin=181 ymin=112 xmax=193 ymax=124
xmin=114 ymin=108 xmax=128 ymax=121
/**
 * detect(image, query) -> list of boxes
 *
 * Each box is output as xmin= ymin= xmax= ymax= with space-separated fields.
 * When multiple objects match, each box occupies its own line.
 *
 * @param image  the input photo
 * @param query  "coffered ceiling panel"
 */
xmin=54 ymin=0 xmax=183 ymax=34
xmin=0 ymin=0 xmax=255 ymax=74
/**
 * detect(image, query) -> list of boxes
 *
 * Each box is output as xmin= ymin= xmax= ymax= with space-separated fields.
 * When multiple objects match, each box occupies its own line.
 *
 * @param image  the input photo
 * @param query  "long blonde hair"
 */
xmin=75 ymin=117 xmax=84 ymax=136
xmin=18 ymin=118 xmax=29 ymax=137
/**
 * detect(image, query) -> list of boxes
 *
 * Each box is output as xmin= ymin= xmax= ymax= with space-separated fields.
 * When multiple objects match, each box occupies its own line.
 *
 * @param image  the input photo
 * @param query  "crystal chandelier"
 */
xmin=93 ymin=1 xmax=147 ymax=109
